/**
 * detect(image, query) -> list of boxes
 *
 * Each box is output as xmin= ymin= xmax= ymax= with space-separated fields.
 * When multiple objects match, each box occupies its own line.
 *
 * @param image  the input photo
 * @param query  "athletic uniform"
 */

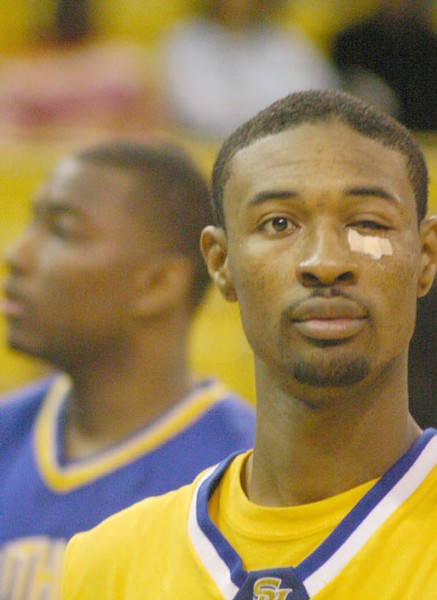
xmin=0 ymin=374 xmax=255 ymax=600
xmin=62 ymin=429 xmax=437 ymax=599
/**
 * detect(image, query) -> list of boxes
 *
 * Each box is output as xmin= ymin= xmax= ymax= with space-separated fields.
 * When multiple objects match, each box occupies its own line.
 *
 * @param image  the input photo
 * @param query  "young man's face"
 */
xmin=203 ymin=120 xmax=436 ymax=390
xmin=3 ymin=158 xmax=161 ymax=368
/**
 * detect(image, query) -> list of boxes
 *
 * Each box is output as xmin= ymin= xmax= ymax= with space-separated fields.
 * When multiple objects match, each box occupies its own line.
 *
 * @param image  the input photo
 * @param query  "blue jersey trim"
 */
xmin=196 ymin=453 xmax=247 ymax=588
xmin=193 ymin=428 xmax=437 ymax=598
xmin=296 ymin=428 xmax=436 ymax=580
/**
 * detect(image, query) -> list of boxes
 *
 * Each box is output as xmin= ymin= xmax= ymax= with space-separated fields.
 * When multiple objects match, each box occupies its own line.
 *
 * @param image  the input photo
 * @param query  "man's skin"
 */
xmin=202 ymin=119 xmax=437 ymax=507
xmin=4 ymin=158 xmax=197 ymax=460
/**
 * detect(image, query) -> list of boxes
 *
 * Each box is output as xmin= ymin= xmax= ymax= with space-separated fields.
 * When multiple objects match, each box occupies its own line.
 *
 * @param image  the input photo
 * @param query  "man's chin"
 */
xmin=7 ymin=335 xmax=45 ymax=362
xmin=291 ymin=357 xmax=371 ymax=387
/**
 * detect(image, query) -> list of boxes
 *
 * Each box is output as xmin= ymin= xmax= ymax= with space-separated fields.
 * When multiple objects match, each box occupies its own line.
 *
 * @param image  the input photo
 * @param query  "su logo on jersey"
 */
xmin=253 ymin=577 xmax=293 ymax=600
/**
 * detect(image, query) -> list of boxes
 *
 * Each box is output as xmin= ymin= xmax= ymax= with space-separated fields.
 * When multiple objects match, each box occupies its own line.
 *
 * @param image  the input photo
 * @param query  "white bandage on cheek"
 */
xmin=348 ymin=229 xmax=393 ymax=259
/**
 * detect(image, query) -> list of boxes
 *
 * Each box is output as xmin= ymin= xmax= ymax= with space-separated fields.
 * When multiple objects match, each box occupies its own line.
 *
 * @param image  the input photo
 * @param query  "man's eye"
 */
xmin=259 ymin=216 xmax=295 ymax=234
xmin=49 ymin=217 xmax=79 ymax=240
xmin=351 ymin=220 xmax=390 ymax=231
xmin=51 ymin=222 xmax=69 ymax=238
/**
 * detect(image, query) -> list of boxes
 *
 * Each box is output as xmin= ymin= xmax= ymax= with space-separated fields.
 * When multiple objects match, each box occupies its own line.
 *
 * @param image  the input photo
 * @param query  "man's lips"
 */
xmin=289 ymin=298 xmax=367 ymax=341
xmin=2 ymin=284 xmax=29 ymax=318
xmin=2 ymin=297 xmax=26 ymax=318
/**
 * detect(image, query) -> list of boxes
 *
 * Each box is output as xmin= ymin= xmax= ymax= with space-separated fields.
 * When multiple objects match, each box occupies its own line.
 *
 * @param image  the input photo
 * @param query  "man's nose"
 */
xmin=296 ymin=224 xmax=359 ymax=287
xmin=4 ymin=229 xmax=35 ymax=274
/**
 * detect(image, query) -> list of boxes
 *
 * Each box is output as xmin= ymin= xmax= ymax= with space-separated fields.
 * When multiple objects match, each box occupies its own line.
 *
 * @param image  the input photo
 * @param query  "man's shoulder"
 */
xmin=192 ymin=379 xmax=255 ymax=431
xmin=0 ymin=375 xmax=56 ymax=409
xmin=191 ymin=381 xmax=255 ymax=451
xmin=65 ymin=468 xmax=204 ymax=556
xmin=200 ymin=379 xmax=254 ymax=415
xmin=61 ymin=469 xmax=210 ymax=598
xmin=210 ymin=388 xmax=255 ymax=419
xmin=0 ymin=375 xmax=57 ymax=447
xmin=61 ymin=461 xmax=227 ymax=598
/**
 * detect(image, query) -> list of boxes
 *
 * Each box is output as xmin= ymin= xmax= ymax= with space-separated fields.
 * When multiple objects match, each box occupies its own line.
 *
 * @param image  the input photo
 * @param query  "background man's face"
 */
xmin=3 ymin=159 xmax=159 ymax=368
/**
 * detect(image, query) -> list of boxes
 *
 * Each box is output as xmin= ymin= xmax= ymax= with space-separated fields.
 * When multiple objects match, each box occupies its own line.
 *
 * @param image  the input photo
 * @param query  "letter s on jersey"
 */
xmin=253 ymin=577 xmax=293 ymax=600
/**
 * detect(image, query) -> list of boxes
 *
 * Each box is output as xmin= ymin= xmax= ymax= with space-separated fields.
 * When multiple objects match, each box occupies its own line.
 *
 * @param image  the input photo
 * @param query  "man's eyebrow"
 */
xmin=33 ymin=197 xmax=82 ymax=215
xmin=343 ymin=186 xmax=401 ymax=204
xmin=247 ymin=187 xmax=402 ymax=208
xmin=247 ymin=190 xmax=299 ymax=207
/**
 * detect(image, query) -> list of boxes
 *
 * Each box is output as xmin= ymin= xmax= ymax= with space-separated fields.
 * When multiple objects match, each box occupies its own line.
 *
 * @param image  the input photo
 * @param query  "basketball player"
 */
xmin=62 ymin=91 xmax=437 ymax=598
xmin=0 ymin=140 xmax=255 ymax=598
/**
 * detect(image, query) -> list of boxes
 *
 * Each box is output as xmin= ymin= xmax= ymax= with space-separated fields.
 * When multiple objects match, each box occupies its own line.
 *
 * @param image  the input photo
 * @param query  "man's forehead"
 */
xmin=227 ymin=121 xmax=407 ymax=181
xmin=39 ymin=157 xmax=137 ymax=201
xmin=221 ymin=122 xmax=414 ymax=218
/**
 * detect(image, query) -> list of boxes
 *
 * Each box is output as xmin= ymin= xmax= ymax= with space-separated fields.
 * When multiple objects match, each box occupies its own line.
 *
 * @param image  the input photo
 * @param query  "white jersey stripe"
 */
xmin=303 ymin=434 xmax=437 ymax=595
xmin=188 ymin=431 xmax=437 ymax=599
xmin=188 ymin=466 xmax=240 ymax=599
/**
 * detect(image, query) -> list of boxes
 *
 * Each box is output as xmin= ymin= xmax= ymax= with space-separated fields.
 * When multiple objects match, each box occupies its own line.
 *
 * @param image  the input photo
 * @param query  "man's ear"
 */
xmin=417 ymin=215 xmax=437 ymax=297
xmin=200 ymin=226 xmax=237 ymax=302
xmin=133 ymin=255 xmax=194 ymax=317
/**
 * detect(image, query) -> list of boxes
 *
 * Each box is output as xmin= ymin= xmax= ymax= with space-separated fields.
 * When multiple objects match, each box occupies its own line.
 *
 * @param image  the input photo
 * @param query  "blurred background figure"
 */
xmin=0 ymin=42 xmax=165 ymax=139
xmin=331 ymin=0 xmax=437 ymax=130
xmin=0 ymin=0 xmax=170 ymax=141
xmin=409 ymin=279 xmax=437 ymax=427
xmin=161 ymin=0 xmax=340 ymax=137
xmin=0 ymin=140 xmax=255 ymax=598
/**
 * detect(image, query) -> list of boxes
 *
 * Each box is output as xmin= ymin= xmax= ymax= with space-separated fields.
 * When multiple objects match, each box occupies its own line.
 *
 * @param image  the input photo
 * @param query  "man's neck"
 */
xmin=246 ymin=368 xmax=421 ymax=507
xmin=61 ymin=350 xmax=192 ymax=461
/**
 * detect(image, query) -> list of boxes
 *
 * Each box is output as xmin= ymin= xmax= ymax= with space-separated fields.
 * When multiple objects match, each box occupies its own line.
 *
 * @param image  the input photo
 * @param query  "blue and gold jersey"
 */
xmin=62 ymin=429 xmax=437 ymax=599
xmin=0 ymin=374 xmax=255 ymax=599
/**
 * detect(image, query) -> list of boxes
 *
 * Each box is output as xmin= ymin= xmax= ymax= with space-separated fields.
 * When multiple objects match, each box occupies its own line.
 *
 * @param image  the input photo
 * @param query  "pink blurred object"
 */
xmin=0 ymin=43 xmax=165 ymax=136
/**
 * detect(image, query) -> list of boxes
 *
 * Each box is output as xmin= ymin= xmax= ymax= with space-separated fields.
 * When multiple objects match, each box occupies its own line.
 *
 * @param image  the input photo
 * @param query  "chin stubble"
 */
xmin=291 ymin=356 xmax=371 ymax=387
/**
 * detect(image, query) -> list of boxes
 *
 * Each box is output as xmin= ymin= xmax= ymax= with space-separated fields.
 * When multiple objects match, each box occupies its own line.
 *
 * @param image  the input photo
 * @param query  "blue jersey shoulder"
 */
xmin=0 ymin=376 xmax=55 ymax=450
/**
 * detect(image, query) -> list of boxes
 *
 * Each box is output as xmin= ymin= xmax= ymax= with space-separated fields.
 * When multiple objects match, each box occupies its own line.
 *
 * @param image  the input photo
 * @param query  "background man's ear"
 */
xmin=417 ymin=216 xmax=437 ymax=297
xmin=133 ymin=255 xmax=194 ymax=317
xmin=200 ymin=226 xmax=237 ymax=302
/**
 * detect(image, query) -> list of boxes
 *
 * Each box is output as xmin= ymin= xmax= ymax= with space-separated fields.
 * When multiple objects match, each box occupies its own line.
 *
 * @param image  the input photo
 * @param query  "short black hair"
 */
xmin=77 ymin=139 xmax=213 ymax=310
xmin=212 ymin=89 xmax=428 ymax=228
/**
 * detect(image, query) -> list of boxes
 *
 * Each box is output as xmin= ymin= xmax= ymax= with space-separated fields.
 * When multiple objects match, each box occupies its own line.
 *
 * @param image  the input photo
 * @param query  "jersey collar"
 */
xmin=188 ymin=429 xmax=437 ymax=599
